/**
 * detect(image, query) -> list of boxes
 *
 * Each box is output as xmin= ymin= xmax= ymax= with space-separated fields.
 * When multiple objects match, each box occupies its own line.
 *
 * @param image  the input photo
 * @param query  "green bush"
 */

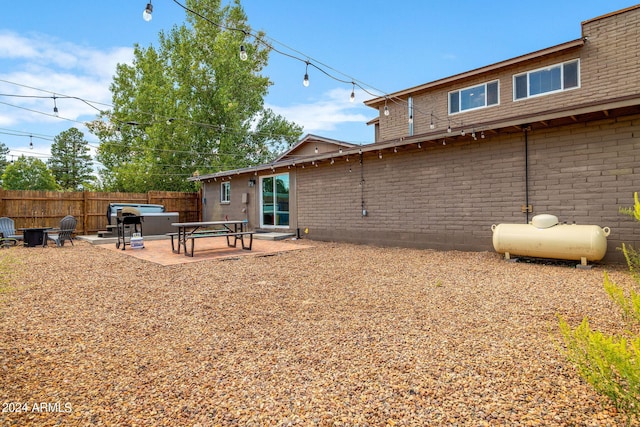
xmin=559 ymin=193 xmax=640 ymax=426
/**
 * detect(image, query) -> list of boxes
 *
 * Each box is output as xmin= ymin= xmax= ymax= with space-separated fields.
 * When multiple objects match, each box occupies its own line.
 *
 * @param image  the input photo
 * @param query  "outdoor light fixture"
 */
xmin=303 ymin=62 xmax=310 ymax=87
xmin=350 ymin=83 xmax=355 ymax=103
xmin=239 ymin=45 xmax=248 ymax=61
xmin=143 ymin=2 xmax=153 ymax=21
xmin=53 ymin=96 xmax=59 ymax=116
xmin=430 ymin=114 xmax=435 ymax=130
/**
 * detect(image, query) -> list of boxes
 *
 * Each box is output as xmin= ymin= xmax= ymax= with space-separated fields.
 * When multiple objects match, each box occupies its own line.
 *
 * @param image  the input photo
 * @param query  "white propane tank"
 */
xmin=491 ymin=214 xmax=611 ymax=264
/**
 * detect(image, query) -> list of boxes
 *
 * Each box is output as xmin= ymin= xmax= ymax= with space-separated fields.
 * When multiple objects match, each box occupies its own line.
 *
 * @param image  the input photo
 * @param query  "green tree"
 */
xmin=1 ymin=156 xmax=59 ymax=190
xmin=559 ymin=192 xmax=640 ymax=426
xmin=0 ymin=142 xmax=9 ymax=186
xmin=88 ymin=0 xmax=302 ymax=192
xmin=48 ymin=127 xmax=94 ymax=191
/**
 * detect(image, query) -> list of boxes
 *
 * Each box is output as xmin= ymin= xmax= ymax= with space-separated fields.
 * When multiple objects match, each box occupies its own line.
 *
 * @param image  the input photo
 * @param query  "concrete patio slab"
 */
xmin=95 ymin=235 xmax=311 ymax=266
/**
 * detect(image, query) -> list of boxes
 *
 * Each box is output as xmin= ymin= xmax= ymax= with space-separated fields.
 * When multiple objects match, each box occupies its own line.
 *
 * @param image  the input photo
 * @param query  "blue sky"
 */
xmin=1 ymin=1 xmax=637 ymax=164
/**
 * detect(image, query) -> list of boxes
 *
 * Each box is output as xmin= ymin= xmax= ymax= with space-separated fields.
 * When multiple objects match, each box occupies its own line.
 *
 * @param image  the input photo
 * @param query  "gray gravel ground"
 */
xmin=0 ymin=240 xmax=635 ymax=426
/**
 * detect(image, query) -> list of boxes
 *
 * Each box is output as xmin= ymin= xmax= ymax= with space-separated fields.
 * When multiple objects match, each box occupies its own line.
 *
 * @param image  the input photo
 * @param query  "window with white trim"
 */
xmin=220 ymin=181 xmax=230 ymax=203
xmin=513 ymin=59 xmax=580 ymax=100
xmin=449 ymin=81 xmax=499 ymax=114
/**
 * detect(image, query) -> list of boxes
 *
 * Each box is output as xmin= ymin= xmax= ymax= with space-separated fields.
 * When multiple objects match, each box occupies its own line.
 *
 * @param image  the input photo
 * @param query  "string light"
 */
xmin=303 ymin=61 xmax=310 ymax=87
xmin=53 ymin=95 xmax=59 ymax=116
xmin=143 ymin=1 xmax=153 ymax=21
xmin=350 ymin=83 xmax=355 ymax=103
xmin=239 ymin=45 xmax=248 ymax=61
xmin=154 ymin=0 xmax=473 ymax=133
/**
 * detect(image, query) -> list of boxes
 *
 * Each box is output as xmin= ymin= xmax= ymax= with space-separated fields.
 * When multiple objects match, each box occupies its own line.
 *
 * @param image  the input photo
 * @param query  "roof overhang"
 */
xmin=191 ymin=94 xmax=640 ymax=182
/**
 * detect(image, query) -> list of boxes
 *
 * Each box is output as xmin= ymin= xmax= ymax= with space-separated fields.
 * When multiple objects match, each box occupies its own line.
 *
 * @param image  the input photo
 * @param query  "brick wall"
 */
xmin=296 ymin=114 xmax=640 ymax=261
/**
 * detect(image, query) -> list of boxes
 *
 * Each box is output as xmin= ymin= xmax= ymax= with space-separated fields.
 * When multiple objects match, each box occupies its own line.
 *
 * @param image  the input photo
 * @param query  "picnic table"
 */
xmin=169 ymin=220 xmax=254 ymax=257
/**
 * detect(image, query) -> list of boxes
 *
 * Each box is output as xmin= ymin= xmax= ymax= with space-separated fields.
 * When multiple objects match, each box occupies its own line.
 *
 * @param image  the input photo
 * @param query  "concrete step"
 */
xmin=254 ymin=232 xmax=296 ymax=241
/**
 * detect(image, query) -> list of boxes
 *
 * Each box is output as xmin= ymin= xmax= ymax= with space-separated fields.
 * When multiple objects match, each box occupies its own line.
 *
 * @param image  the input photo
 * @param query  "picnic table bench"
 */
xmin=169 ymin=220 xmax=254 ymax=257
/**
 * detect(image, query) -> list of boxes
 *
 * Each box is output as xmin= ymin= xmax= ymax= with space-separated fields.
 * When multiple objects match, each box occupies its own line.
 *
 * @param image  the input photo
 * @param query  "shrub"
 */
xmin=559 ymin=194 xmax=640 ymax=426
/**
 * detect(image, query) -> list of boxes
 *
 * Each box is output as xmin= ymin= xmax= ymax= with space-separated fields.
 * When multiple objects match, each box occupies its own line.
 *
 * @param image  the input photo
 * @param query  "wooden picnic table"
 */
xmin=169 ymin=220 xmax=254 ymax=257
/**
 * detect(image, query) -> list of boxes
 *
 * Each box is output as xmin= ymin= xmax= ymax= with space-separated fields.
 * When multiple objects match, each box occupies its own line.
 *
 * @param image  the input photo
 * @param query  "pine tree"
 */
xmin=48 ymin=128 xmax=94 ymax=191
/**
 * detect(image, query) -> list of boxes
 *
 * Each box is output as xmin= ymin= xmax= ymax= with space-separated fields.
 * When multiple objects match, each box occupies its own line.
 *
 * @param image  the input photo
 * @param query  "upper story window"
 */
xmin=220 ymin=181 xmax=230 ymax=203
xmin=513 ymin=59 xmax=579 ymax=100
xmin=449 ymin=81 xmax=499 ymax=115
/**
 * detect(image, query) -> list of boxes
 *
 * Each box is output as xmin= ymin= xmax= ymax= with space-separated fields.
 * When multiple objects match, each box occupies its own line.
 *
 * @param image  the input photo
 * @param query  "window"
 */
xmin=449 ymin=81 xmax=499 ymax=114
xmin=513 ymin=59 xmax=579 ymax=100
xmin=220 ymin=181 xmax=230 ymax=203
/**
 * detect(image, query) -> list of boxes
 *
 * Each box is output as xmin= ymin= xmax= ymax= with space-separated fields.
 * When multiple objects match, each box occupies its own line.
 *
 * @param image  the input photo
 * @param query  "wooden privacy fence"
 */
xmin=0 ymin=190 xmax=201 ymax=235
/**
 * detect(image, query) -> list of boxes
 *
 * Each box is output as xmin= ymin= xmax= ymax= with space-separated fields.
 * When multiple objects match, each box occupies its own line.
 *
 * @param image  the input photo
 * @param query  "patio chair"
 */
xmin=47 ymin=215 xmax=77 ymax=247
xmin=0 ymin=217 xmax=22 ymax=246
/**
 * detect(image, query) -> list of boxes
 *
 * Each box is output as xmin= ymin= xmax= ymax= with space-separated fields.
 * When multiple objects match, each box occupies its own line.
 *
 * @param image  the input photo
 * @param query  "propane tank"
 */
xmin=491 ymin=214 xmax=610 ymax=265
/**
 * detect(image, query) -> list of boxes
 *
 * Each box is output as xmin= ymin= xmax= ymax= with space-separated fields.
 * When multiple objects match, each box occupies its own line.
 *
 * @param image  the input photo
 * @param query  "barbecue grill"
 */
xmin=115 ymin=207 xmax=143 ymax=250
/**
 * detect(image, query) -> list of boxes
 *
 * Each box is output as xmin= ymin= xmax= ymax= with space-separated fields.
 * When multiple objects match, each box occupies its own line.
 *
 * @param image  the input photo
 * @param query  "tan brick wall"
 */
xmin=295 ymin=114 xmax=640 ymax=261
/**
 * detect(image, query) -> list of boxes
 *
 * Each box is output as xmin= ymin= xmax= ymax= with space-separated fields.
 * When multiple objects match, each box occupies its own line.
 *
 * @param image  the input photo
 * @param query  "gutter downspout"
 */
xmin=523 ymin=125 xmax=531 ymax=224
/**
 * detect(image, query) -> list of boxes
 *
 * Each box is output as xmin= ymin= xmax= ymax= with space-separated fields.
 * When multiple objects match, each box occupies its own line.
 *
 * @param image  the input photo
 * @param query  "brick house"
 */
xmin=193 ymin=5 xmax=640 ymax=261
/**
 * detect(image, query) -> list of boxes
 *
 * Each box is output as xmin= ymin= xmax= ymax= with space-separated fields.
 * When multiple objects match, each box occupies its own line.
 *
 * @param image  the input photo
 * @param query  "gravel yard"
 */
xmin=0 ymin=240 xmax=635 ymax=426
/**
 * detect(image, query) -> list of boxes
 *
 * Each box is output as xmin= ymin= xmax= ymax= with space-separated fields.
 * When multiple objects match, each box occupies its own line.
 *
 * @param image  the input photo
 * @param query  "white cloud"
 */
xmin=0 ymin=30 xmax=133 ymax=125
xmin=267 ymin=87 xmax=371 ymax=134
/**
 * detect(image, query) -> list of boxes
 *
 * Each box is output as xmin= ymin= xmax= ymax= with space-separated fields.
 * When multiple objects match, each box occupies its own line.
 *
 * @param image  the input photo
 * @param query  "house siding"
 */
xmin=376 ymin=7 xmax=640 ymax=142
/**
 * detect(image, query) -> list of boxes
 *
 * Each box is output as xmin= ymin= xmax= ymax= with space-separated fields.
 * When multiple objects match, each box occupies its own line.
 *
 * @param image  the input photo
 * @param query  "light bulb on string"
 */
xmin=350 ymin=83 xmax=355 ymax=103
xmin=239 ymin=45 xmax=248 ymax=61
xmin=430 ymin=114 xmax=435 ymax=130
xmin=303 ymin=62 xmax=310 ymax=87
xmin=29 ymin=135 xmax=33 ymax=149
xmin=143 ymin=2 xmax=153 ymax=21
xmin=53 ymin=95 xmax=59 ymax=116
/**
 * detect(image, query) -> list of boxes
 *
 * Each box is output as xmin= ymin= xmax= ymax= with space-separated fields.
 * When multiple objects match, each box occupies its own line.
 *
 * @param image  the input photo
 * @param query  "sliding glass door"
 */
xmin=260 ymin=173 xmax=289 ymax=228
